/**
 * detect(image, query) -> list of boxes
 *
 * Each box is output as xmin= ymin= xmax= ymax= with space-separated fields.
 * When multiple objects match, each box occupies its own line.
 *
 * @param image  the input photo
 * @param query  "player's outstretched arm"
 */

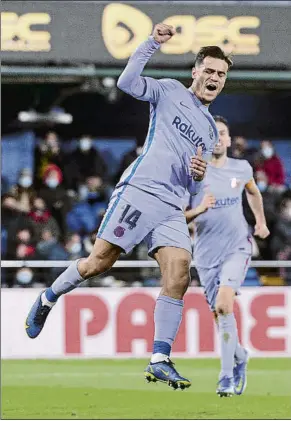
xmin=184 ymin=193 xmax=216 ymax=223
xmin=245 ymin=178 xmax=270 ymax=239
xmin=117 ymin=23 xmax=175 ymax=102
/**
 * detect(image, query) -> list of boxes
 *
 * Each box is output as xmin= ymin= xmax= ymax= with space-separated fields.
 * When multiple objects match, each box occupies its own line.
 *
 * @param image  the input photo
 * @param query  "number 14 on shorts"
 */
xmin=119 ymin=204 xmax=142 ymax=230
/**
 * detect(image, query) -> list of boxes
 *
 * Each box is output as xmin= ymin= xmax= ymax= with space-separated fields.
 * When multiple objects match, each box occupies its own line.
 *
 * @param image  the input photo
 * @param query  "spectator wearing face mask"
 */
xmin=9 ymin=168 xmax=36 ymax=213
xmin=256 ymin=140 xmax=286 ymax=189
xmin=66 ymin=176 xmax=108 ymax=235
xmin=48 ymin=233 xmax=85 ymax=283
xmin=114 ymin=146 xmax=143 ymax=184
xmin=28 ymin=197 xmax=60 ymax=241
xmin=14 ymin=267 xmax=35 ymax=287
xmin=34 ymin=131 xmax=65 ymax=187
xmin=231 ymin=136 xmax=258 ymax=168
xmin=244 ymin=170 xmax=281 ymax=227
xmin=36 ymin=229 xmax=59 ymax=259
xmin=64 ymin=135 xmax=108 ymax=190
xmin=39 ymin=164 xmax=73 ymax=234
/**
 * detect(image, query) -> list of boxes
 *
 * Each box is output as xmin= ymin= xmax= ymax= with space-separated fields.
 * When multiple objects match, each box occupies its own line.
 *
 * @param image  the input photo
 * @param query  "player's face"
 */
xmin=192 ymin=57 xmax=228 ymax=105
xmin=213 ymin=121 xmax=231 ymax=156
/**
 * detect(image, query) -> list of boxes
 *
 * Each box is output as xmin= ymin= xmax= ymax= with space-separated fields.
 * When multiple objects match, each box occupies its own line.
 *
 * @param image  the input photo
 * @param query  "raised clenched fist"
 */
xmin=153 ymin=23 xmax=176 ymax=44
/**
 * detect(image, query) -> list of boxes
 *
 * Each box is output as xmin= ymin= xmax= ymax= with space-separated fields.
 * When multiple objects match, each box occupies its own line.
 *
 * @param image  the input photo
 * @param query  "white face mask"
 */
xmin=136 ymin=147 xmax=143 ymax=156
xmin=80 ymin=138 xmax=92 ymax=151
xmin=70 ymin=242 xmax=82 ymax=254
xmin=16 ymin=269 xmax=33 ymax=285
xmin=46 ymin=178 xmax=59 ymax=189
xmin=262 ymin=146 xmax=274 ymax=159
xmin=283 ymin=206 xmax=291 ymax=220
xmin=19 ymin=176 xmax=32 ymax=188
xmin=79 ymin=185 xmax=89 ymax=200
xmin=257 ymin=181 xmax=268 ymax=192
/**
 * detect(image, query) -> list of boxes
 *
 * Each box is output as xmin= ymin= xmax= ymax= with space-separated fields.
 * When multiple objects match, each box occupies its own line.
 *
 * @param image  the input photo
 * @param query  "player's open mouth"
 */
xmin=206 ymin=84 xmax=217 ymax=92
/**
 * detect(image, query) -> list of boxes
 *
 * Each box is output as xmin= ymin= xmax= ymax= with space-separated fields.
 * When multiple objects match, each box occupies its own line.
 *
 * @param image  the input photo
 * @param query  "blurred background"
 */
xmin=2 ymin=0 xmax=291 ymax=292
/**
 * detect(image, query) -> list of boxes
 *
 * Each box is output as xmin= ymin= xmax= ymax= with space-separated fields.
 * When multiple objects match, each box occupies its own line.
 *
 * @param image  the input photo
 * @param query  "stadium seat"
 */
xmin=242 ymin=268 xmax=261 ymax=286
xmin=260 ymin=275 xmax=285 ymax=286
xmin=1 ymin=229 xmax=8 ymax=258
xmin=1 ymin=132 xmax=36 ymax=187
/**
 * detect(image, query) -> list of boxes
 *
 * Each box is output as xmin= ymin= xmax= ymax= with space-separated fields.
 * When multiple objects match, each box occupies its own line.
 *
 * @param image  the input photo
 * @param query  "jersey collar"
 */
xmin=188 ymin=88 xmax=209 ymax=112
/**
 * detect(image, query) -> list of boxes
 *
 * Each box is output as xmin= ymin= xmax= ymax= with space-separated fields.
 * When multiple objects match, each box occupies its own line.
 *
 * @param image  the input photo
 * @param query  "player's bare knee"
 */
xmin=163 ymin=258 xmax=191 ymax=298
xmin=164 ymin=272 xmax=190 ymax=299
xmin=215 ymin=286 xmax=235 ymax=314
xmin=78 ymin=239 xmax=121 ymax=279
xmin=77 ymin=256 xmax=105 ymax=279
xmin=215 ymin=297 xmax=234 ymax=315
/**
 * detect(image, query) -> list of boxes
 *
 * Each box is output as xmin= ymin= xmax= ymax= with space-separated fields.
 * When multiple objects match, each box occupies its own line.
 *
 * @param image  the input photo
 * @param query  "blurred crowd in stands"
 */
xmin=2 ymin=131 xmax=291 ymax=288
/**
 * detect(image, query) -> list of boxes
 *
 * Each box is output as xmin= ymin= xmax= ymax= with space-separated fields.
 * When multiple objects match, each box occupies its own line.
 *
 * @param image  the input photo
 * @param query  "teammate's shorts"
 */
xmin=196 ymin=252 xmax=251 ymax=311
xmin=97 ymin=184 xmax=192 ymax=256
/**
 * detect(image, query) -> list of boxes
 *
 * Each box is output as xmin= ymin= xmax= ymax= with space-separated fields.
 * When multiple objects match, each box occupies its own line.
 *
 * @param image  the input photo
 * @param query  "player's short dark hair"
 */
xmin=194 ymin=46 xmax=233 ymax=69
xmin=213 ymin=115 xmax=230 ymax=130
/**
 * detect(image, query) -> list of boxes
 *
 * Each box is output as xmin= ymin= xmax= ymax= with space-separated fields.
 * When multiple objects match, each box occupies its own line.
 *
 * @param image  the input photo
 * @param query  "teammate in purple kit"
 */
xmin=26 ymin=23 xmax=230 ymax=390
xmin=185 ymin=116 xmax=270 ymax=396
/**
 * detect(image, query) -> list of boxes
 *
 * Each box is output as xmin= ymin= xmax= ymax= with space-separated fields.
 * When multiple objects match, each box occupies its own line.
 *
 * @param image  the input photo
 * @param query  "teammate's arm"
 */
xmin=184 ymin=193 xmax=216 ymax=223
xmin=245 ymin=178 xmax=270 ymax=239
xmin=117 ymin=24 xmax=176 ymax=102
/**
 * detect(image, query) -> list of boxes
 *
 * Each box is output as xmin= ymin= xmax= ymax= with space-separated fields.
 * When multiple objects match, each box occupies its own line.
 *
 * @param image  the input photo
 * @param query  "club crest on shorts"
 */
xmin=114 ymin=226 xmax=125 ymax=238
xmin=231 ymin=177 xmax=241 ymax=188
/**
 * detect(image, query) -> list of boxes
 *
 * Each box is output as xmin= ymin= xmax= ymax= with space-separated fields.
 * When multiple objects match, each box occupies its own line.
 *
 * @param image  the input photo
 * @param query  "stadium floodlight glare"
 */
xmin=18 ymin=110 xmax=37 ymax=122
xmin=49 ymin=107 xmax=73 ymax=124
xmin=17 ymin=108 xmax=73 ymax=125
xmin=102 ymin=77 xmax=116 ymax=88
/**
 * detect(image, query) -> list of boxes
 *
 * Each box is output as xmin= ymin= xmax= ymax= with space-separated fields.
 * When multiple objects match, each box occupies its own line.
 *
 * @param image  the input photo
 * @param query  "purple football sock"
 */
xmin=153 ymin=295 xmax=183 ymax=356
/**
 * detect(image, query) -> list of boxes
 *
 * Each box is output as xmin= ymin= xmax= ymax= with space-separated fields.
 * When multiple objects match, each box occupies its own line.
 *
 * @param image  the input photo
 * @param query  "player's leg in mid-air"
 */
xmin=25 ymin=187 xmax=155 ymax=338
xmin=25 ymin=187 xmax=193 ymax=390
xmin=25 ymin=236 xmax=122 ymax=338
xmin=198 ymin=252 xmax=250 ymax=397
xmin=143 ymin=213 xmax=193 ymax=390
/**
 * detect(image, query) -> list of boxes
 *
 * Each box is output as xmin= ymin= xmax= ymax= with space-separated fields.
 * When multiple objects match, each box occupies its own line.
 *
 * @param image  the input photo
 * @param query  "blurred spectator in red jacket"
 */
xmin=256 ymin=140 xmax=286 ymax=189
xmin=39 ymin=164 xmax=73 ymax=234
xmin=34 ymin=131 xmax=65 ymax=187
xmin=28 ymin=197 xmax=60 ymax=241
xmin=7 ymin=227 xmax=36 ymax=260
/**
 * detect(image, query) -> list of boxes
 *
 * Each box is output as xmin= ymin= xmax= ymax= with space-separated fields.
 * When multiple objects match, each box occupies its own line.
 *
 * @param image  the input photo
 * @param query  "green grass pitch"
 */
xmin=2 ymin=358 xmax=291 ymax=419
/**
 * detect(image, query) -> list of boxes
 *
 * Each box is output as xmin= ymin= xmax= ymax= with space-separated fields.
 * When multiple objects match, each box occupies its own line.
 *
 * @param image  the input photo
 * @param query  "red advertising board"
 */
xmin=2 ymin=288 xmax=290 ymax=359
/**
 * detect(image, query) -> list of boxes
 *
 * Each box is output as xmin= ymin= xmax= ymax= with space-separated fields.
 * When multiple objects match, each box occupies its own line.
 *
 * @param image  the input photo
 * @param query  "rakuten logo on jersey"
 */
xmin=172 ymin=116 xmax=206 ymax=151
xmin=213 ymin=196 xmax=240 ymax=208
